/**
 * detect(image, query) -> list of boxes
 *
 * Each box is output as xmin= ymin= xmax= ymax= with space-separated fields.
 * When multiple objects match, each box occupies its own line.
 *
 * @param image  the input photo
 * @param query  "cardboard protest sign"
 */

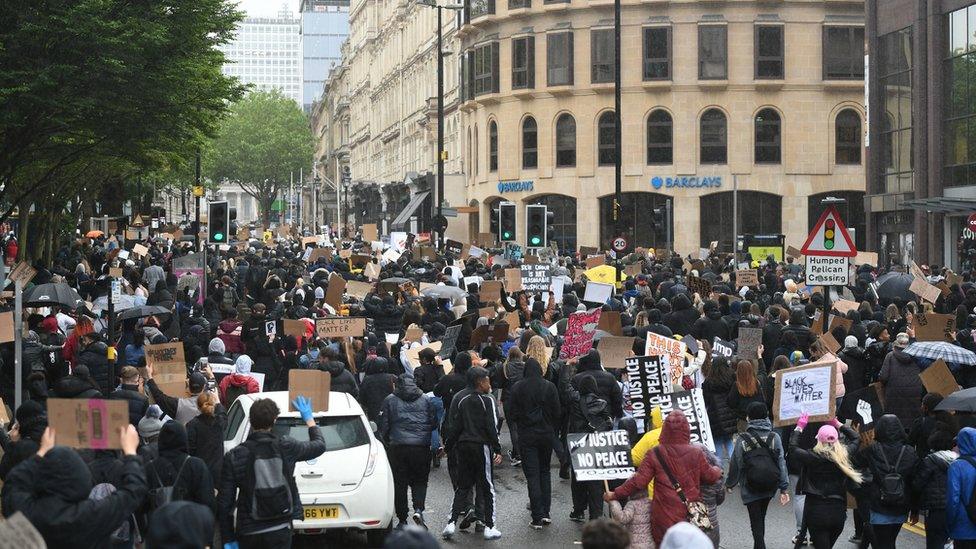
xmin=324 ymin=273 xmax=346 ymax=309
xmin=362 ymin=224 xmax=378 ymax=242
xmin=315 ymin=317 xmax=366 ymax=338
xmin=910 ymin=277 xmax=941 ymax=304
xmin=579 ymin=246 xmax=598 ymax=257
xmin=585 ymin=255 xmax=605 ymax=269
xmin=479 ymin=306 xmax=496 ymax=318
xmin=814 ymin=332 xmax=842 ymax=355
xmin=0 ymin=311 xmax=14 ymax=343
xmin=645 ymin=332 xmax=687 ymax=386
xmin=687 ymin=275 xmax=712 ymax=297
xmin=919 ymin=359 xmax=960 ymax=397
xmin=598 ymin=336 xmax=635 ymax=369
xmin=289 ymin=369 xmax=330 ymax=412
xmin=653 ymin=389 xmax=715 ymax=451
xmin=345 ymin=280 xmax=373 ymax=300
xmin=787 ymin=245 xmax=803 ymax=258
xmin=567 ymin=430 xmax=635 ymax=481
xmin=439 ymin=325 xmax=462 ymax=358
xmin=625 ymin=355 xmax=672 ymax=430
xmin=914 ymin=312 xmax=956 ymax=342
xmin=827 ymin=315 xmax=853 ymax=336
xmin=364 ymin=262 xmax=381 ymax=281
xmin=504 ymin=268 xmax=523 ymax=292
xmin=583 ymin=281 xmax=614 ymax=304
xmin=520 ymin=264 xmax=551 ymax=293
xmin=854 ymin=251 xmax=878 ymax=266
xmin=909 ymin=261 xmax=926 ymax=280
xmin=480 ymin=280 xmax=503 ymax=303
xmin=946 ymin=270 xmax=963 ymax=288
xmin=282 ymin=319 xmax=306 ymax=340
xmin=308 ymin=247 xmax=333 ymax=263
xmin=737 ymin=327 xmax=763 ymax=359
xmin=0 ymin=397 xmax=8 ymax=424
xmin=623 ymin=262 xmax=642 ymax=278
xmin=48 ymin=398 xmax=128 ymax=449
xmin=404 ymin=324 xmax=424 ymax=342
xmin=405 ymin=342 xmax=443 ymax=369
xmin=8 ymin=261 xmax=36 ymax=285
xmin=832 ymin=299 xmax=860 ymax=316
xmin=132 ymin=244 xmax=149 ymax=257
xmin=144 ymin=342 xmax=187 ymax=394
xmin=591 ymin=311 xmax=620 ymax=337
xmin=773 ymin=359 xmax=837 ymax=427
xmin=711 ymin=337 xmax=735 ymax=359
xmin=735 ymin=269 xmax=758 ymax=288
xmin=560 ymin=309 xmax=602 ymax=359
xmin=505 ymin=311 xmax=521 ymax=335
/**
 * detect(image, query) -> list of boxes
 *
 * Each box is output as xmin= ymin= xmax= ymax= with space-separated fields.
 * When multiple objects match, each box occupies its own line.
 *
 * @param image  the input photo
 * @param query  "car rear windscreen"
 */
xmin=274 ymin=415 xmax=370 ymax=451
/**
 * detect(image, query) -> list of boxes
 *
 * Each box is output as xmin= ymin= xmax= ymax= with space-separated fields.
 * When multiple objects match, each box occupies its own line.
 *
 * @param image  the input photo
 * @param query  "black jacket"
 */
xmin=662 ymin=294 xmax=699 ymax=337
xmin=913 ymin=450 xmax=955 ymax=511
xmin=692 ymin=308 xmax=730 ymax=343
xmin=413 ymin=361 xmax=445 ymax=394
xmin=111 ymin=384 xmax=149 ymax=426
xmin=857 ymin=414 xmax=919 ymax=516
xmin=570 ymin=350 xmax=623 ymax=419
xmin=444 ymin=387 xmax=501 ymax=454
xmin=145 ymin=422 xmax=215 ymax=510
xmin=363 ymin=296 xmax=404 ymax=338
xmin=879 ymin=350 xmax=923 ymax=430
xmin=77 ymin=340 xmax=111 ymax=394
xmin=761 ymin=319 xmax=784 ymax=367
xmin=358 ymin=357 xmax=397 ymax=421
xmin=507 ymin=359 xmax=561 ymax=443
xmin=782 ymin=323 xmax=814 ymax=356
xmin=187 ymin=406 xmax=228 ymax=486
xmin=217 ymin=427 xmax=326 ymax=541
xmin=377 ymin=376 xmax=436 ymax=447
xmin=318 ymin=360 xmax=359 ymax=398
xmin=1 ymin=447 xmax=147 ymax=549
xmin=54 ymin=374 xmax=103 ymax=399
xmin=789 ymin=424 xmax=860 ymax=501
xmin=838 ymin=346 xmax=870 ymax=394
xmin=433 ymin=355 xmax=472 ymax=417
xmin=701 ymin=377 xmax=737 ymax=437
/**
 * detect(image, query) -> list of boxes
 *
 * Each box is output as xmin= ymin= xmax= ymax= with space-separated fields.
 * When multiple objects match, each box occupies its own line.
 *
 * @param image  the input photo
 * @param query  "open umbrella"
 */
xmin=381 ymin=277 xmax=409 ymax=284
xmin=23 ymin=283 xmax=84 ymax=308
xmin=116 ymin=305 xmax=171 ymax=322
xmin=421 ymin=285 xmax=467 ymax=300
xmin=85 ymin=230 xmax=104 ymax=238
xmin=904 ymin=341 xmax=976 ymax=366
xmin=935 ymin=387 xmax=976 ymax=412
xmin=584 ymin=265 xmax=623 ymax=286
xmin=873 ymin=271 xmax=915 ymax=301
xmin=92 ymin=294 xmax=135 ymax=312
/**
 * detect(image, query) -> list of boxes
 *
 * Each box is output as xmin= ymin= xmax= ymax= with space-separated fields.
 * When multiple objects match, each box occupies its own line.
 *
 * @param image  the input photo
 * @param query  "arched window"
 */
xmin=754 ymin=108 xmax=781 ymax=164
xmin=466 ymin=129 xmax=472 ymax=179
xmin=555 ymin=113 xmax=576 ymax=167
xmin=646 ymin=110 xmax=673 ymax=164
xmin=700 ymin=109 xmax=727 ymax=164
xmin=835 ymin=109 xmax=862 ymax=164
xmin=522 ymin=117 xmax=537 ymax=169
xmin=473 ymin=124 xmax=479 ymax=175
xmin=488 ymin=120 xmax=498 ymax=172
xmin=597 ymin=111 xmax=617 ymax=166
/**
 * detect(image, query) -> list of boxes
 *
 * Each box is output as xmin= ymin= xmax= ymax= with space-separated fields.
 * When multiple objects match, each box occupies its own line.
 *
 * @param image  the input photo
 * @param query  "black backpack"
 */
xmin=147 ymin=457 xmax=188 ymax=511
xmin=878 ymin=446 xmax=907 ymax=506
xmin=580 ymin=394 xmax=612 ymax=432
xmin=959 ymin=456 xmax=976 ymax=524
xmin=741 ymin=433 xmax=779 ymax=492
xmin=243 ymin=439 xmax=294 ymax=521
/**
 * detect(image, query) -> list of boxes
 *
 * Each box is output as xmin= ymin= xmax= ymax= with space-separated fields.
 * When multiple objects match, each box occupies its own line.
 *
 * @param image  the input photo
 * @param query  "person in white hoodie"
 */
xmin=659 ymin=522 xmax=713 ymax=549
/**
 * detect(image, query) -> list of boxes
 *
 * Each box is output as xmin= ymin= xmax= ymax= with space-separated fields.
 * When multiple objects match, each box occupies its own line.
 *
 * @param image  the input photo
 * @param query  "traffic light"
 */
xmin=824 ymin=218 xmax=835 ymax=250
xmin=498 ymin=202 xmax=516 ymax=242
xmin=490 ymin=207 xmax=500 ymax=236
xmin=208 ymin=201 xmax=229 ymax=244
xmin=526 ymin=205 xmax=546 ymax=248
xmin=651 ymin=207 xmax=665 ymax=230
xmin=545 ymin=211 xmax=556 ymax=246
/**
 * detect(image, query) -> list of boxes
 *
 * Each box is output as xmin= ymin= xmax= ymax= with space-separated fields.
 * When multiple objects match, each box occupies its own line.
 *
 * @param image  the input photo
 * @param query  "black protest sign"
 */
xmin=711 ymin=337 xmax=735 ymax=359
xmin=653 ymin=389 xmax=715 ymax=452
xmin=837 ymin=383 xmax=883 ymax=431
xmin=520 ymin=263 xmax=551 ymax=293
xmin=687 ymin=275 xmax=712 ymax=297
xmin=439 ymin=325 xmax=462 ymax=358
xmin=625 ymin=355 xmax=672 ymax=431
xmin=567 ymin=430 xmax=635 ymax=481
xmin=445 ymin=239 xmax=463 ymax=257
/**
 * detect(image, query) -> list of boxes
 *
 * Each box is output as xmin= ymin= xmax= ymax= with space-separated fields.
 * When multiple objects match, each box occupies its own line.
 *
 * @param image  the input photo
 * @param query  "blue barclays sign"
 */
xmin=497 ymin=180 xmax=534 ymax=193
xmin=650 ymin=176 xmax=722 ymax=190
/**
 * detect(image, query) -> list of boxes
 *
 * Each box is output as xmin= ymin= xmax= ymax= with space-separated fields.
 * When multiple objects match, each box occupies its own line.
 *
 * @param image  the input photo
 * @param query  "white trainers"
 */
xmin=483 ymin=526 xmax=502 ymax=540
xmin=442 ymin=521 xmax=456 ymax=540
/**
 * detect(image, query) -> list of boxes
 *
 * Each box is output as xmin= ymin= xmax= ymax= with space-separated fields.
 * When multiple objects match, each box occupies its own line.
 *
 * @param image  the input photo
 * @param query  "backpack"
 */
xmin=580 ymin=394 xmax=612 ymax=432
xmin=90 ymin=483 xmax=135 ymax=543
xmin=740 ymin=433 xmax=780 ymax=492
xmin=959 ymin=456 xmax=976 ymax=525
xmin=221 ymin=287 xmax=236 ymax=313
xmin=878 ymin=446 xmax=907 ymax=506
xmin=225 ymin=381 xmax=251 ymax=408
xmin=147 ymin=457 xmax=188 ymax=511
xmin=244 ymin=438 xmax=294 ymax=521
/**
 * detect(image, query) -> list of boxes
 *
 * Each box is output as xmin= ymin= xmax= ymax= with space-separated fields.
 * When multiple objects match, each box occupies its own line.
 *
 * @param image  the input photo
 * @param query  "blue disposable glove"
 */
xmin=223 ymin=542 xmax=239 ymax=549
xmin=293 ymin=395 xmax=314 ymax=423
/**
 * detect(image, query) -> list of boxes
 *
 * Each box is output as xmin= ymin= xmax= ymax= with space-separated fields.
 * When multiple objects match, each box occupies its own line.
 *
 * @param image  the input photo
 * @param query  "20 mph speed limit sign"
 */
xmin=611 ymin=237 xmax=629 ymax=252
xmin=805 ymin=256 xmax=850 ymax=286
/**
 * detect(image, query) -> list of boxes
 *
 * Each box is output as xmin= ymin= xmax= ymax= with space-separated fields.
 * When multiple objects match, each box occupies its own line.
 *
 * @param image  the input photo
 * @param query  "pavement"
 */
xmin=301 ymin=429 xmax=931 ymax=548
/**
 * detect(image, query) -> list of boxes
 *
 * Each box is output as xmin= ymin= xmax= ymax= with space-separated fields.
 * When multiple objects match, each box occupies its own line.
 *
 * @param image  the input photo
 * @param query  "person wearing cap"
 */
xmin=145 ymin=362 xmax=217 ymax=425
xmin=110 ymin=366 xmax=149 ymax=425
xmin=879 ymin=332 xmax=923 ymax=430
xmin=789 ymin=412 xmax=863 ymax=548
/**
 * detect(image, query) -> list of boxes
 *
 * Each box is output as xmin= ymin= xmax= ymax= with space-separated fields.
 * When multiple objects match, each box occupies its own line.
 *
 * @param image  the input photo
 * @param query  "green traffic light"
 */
xmin=214 ymin=233 xmax=224 ymax=241
xmin=503 ymin=232 xmax=512 ymax=239
xmin=530 ymin=237 xmax=541 ymax=245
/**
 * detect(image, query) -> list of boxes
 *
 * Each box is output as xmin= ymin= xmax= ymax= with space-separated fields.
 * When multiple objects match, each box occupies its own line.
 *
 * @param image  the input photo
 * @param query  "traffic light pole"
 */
xmin=436 ymin=5 xmax=445 ymax=250
xmin=613 ymin=0 xmax=622 ymax=281
xmin=195 ymin=150 xmax=202 ymax=251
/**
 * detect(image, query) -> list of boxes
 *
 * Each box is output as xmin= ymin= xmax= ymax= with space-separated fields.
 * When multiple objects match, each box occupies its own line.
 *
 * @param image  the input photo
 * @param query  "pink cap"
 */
xmin=816 ymin=425 xmax=839 ymax=444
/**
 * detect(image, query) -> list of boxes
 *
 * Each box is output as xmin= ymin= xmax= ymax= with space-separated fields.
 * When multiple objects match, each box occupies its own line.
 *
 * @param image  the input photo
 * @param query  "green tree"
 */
xmin=208 ymin=90 xmax=313 ymax=226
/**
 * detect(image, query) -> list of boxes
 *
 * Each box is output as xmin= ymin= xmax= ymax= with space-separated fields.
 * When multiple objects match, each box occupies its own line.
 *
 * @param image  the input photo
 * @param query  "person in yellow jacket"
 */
xmin=629 ymin=407 xmax=664 ymax=498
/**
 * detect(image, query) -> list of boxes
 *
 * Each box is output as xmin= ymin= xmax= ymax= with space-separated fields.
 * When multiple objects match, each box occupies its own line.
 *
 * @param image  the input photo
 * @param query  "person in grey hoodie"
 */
xmin=726 ymin=402 xmax=790 ymax=549
xmin=378 ymin=374 xmax=437 ymax=529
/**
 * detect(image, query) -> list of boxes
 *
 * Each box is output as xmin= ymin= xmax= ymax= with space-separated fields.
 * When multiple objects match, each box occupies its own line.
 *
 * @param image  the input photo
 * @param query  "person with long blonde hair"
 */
xmin=524 ymin=335 xmax=550 ymax=378
xmin=789 ymin=413 xmax=862 ymax=548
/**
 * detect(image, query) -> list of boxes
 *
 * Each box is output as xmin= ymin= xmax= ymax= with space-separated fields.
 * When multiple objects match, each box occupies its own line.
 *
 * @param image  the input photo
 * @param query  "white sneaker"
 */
xmin=442 ymin=521 xmax=456 ymax=540
xmin=483 ymin=526 xmax=502 ymax=540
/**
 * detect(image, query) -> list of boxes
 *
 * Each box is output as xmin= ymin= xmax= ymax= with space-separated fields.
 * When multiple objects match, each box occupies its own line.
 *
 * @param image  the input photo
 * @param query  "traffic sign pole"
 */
xmin=802 ymin=204 xmax=857 ymax=338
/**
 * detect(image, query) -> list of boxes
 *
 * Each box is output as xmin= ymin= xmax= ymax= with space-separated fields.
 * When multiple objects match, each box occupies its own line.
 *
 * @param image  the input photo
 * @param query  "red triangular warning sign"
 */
xmin=801 ymin=205 xmax=857 ymax=257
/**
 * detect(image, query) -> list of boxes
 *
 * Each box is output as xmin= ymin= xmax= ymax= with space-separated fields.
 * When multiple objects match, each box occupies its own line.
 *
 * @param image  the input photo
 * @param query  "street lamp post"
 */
xmin=613 ymin=0 xmax=622 ymax=280
xmin=418 ymin=0 xmax=462 ymax=248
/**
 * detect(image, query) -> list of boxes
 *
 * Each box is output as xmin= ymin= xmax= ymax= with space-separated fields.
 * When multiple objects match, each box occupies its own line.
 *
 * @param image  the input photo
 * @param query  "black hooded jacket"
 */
xmin=377 ymin=375 xmax=436 ymax=446
xmin=0 ymin=401 xmax=46 ymax=481
xmin=145 ymin=421 xmax=215 ymax=510
xmin=1 ymin=447 xmax=147 ymax=549
xmin=692 ymin=306 xmax=731 ymax=342
xmin=358 ymin=356 xmax=397 ymax=421
xmin=506 ymin=358 xmax=561 ymax=443
xmin=857 ymin=414 xmax=919 ymax=516
xmin=662 ymin=294 xmax=699 ymax=336
xmin=363 ymin=295 xmax=404 ymax=338
xmin=318 ymin=360 xmax=359 ymax=398
xmin=110 ymin=383 xmax=149 ymax=426
xmin=789 ymin=424 xmax=860 ymax=501
xmin=77 ymin=340 xmax=111 ymax=394
xmin=913 ymin=448 xmax=955 ymax=511
xmin=570 ymin=350 xmax=623 ymax=418
xmin=433 ymin=352 xmax=473 ymax=415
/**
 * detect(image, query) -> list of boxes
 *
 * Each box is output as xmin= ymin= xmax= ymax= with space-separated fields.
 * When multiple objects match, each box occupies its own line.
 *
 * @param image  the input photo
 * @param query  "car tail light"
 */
xmin=364 ymin=443 xmax=378 ymax=477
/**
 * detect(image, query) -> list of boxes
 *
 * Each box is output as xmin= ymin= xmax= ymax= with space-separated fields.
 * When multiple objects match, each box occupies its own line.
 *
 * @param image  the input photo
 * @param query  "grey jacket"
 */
xmin=377 ymin=376 xmax=436 ymax=447
xmin=726 ymin=418 xmax=790 ymax=503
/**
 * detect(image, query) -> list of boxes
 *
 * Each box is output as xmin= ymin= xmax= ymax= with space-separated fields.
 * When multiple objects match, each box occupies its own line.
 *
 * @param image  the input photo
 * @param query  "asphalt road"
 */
xmin=302 ymin=430 xmax=930 ymax=548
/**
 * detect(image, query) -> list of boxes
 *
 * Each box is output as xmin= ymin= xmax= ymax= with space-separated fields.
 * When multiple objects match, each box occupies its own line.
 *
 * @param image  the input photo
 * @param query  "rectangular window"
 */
xmin=509 ymin=0 xmax=529 ymax=9
xmin=944 ymin=5 xmax=976 ymax=188
xmin=755 ymin=25 xmax=784 ymax=79
xmin=698 ymin=26 xmax=728 ymax=79
xmin=547 ymin=31 xmax=574 ymax=86
xmin=469 ymin=0 xmax=495 ymax=20
xmin=590 ymin=29 xmax=614 ymax=84
xmin=512 ymin=36 xmax=535 ymax=89
xmin=473 ymin=42 xmax=499 ymax=96
xmin=879 ymin=27 xmax=912 ymax=194
xmin=642 ymin=27 xmax=671 ymax=80
xmin=823 ymin=26 xmax=865 ymax=79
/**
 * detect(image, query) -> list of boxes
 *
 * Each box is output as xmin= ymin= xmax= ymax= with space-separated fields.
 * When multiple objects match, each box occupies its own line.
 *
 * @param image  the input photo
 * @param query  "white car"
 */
xmin=223 ymin=391 xmax=394 ymax=545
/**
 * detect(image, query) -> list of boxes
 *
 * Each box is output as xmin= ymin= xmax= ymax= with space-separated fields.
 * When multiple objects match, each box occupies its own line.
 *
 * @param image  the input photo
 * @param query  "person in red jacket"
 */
xmin=605 ymin=410 xmax=723 ymax=546
xmin=218 ymin=354 xmax=260 ymax=405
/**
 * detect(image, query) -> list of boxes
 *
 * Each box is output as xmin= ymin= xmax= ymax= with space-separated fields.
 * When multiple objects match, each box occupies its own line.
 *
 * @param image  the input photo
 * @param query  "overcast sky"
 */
xmin=236 ymin=0 xmax=300 ymax=18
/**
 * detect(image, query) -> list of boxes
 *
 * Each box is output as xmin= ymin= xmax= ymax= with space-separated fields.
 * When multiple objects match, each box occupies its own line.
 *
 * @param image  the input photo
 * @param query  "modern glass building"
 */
xmin=300 ymin=0 xmax=350 ymax=113
xmin=220 ymin=7 xmax=302 ymax=104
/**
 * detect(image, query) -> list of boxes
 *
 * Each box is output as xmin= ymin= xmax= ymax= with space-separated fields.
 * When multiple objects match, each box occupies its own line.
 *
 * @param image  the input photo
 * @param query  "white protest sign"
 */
xmin=652 ymin=389 xmax=714 ymax=452
xmin=583 ymin=281 xmax=614 ymax=304
xmin=773 ymin=359 xmax=837 ymax=427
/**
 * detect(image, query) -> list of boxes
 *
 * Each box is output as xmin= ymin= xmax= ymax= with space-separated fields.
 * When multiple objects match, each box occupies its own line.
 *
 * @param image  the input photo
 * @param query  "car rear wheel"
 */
xmin=365 ymin=523 xmax=392 ymax=547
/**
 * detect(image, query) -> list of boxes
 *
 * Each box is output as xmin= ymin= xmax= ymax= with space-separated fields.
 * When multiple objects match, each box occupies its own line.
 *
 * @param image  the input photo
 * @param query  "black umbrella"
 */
xmin=873 ymin=271 xmax=914 ymax=301
xmin=23 ymin=283 xmax=84 ymax=308
xmin=935 ymin=387 xmax=976 ymax=412
xmin=115 ymin=305 xmax=171 ymax=322
xmin=381 ymin=277 xmax=409 ymax=284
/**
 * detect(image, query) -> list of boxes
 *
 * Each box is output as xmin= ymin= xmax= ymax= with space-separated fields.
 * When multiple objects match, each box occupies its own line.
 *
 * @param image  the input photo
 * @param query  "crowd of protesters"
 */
xmin=0 ymin=226 xmax=974 ymax=549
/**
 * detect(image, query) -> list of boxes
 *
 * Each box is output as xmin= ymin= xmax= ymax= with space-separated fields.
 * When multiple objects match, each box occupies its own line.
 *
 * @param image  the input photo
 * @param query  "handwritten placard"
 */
xmin=735 ymin=269 xmax=758 ymax=288
xmin=599 ymin=336 xmax=635 ymax=369
xmin=315 ymin=317 xmax=366 ymax=338
xmin=773 ymin=359 xmax=837 ymax=427
xmin=914 ymin=312 xmax=956 ymax=342
xmin=48 ymin=398 xmax=128 ymax=449
xmin=560 ymin=309 xmax=602 ymax=359
xmin=910 ymin=277 xmax=941 ymax=304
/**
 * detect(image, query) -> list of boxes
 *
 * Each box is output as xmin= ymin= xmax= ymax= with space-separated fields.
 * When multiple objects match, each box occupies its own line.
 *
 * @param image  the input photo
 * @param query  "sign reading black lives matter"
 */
xmin=652 ymin=389 xmax=715 ymax=452
xmin=625 ymin=355 xmax=672 ymax=432
xmin=520 ymin=264 xmax=551 ymax=293
xmin=568 ymin=430 xmax=635 ymax=481
xmin=439 ymin=325 xmax=462 ymax=358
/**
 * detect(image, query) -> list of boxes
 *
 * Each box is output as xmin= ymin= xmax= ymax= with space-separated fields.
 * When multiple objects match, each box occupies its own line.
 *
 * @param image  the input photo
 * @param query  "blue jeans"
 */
xmin=427 ymin=392 xmax=445 ymax=450
xmin=714 ymin=434 xmax=733 ymax=468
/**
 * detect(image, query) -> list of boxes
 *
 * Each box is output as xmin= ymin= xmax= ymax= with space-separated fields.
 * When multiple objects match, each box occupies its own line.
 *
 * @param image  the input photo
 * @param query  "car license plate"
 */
xmin=303 ymin=505 xmax=339 ymax=520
